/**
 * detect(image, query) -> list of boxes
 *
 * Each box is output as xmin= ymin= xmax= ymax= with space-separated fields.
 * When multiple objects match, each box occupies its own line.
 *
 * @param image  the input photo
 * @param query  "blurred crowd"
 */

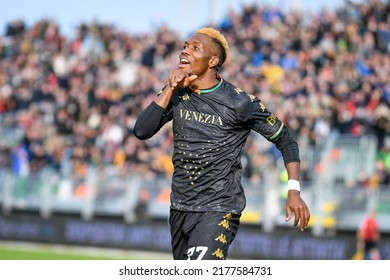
xmin=0 ymin=0 xmax=389 ymax=189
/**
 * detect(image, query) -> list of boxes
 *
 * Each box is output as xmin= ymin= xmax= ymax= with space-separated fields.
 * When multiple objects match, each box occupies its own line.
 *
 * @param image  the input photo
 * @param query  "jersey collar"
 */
xmin=189 ymin=74 xmax=223 ymax=94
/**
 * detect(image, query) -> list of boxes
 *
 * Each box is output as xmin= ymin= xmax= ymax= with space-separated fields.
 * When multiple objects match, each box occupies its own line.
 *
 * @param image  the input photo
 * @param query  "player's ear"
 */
xmin=209 ymin=56 xmax=220 ymax=68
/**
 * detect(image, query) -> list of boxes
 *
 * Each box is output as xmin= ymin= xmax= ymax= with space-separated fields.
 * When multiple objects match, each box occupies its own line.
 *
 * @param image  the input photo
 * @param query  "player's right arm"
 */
xmin=133 ymin=98 xmax=169 ymax=140
xmin=235 ymin=91 xmax=310 ymax=231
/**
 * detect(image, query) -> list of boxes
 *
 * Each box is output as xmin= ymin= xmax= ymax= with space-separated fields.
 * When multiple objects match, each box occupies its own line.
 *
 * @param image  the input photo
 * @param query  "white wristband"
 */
xmin=288 ymin=179 xmax=301 ymax=191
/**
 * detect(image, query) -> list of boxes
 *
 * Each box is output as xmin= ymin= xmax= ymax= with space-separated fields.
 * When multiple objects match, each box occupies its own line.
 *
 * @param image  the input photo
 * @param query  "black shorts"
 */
xmin=169 ymin=209 xmax=240 ymax=260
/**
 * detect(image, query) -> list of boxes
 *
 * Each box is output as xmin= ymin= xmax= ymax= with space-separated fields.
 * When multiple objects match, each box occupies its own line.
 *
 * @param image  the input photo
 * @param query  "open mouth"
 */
xmin=179 ymin=58 xmax=190 ymax=68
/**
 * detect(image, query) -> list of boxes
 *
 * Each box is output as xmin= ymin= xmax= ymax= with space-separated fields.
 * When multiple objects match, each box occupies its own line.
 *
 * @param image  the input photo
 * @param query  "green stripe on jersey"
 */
xmin=199 ymin=80 xmax=223 ymax=94
xmin=269 ymin=123 xmax=284 ymax=140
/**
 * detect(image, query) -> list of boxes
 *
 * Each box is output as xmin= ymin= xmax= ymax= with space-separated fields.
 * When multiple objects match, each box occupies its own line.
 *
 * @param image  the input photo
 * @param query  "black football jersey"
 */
xmin=158 ymin=77 xmax=286 ymax=214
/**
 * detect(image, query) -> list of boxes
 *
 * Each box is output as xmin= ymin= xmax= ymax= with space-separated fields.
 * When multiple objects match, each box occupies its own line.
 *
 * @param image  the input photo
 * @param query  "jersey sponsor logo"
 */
xmin=267 ymin=114 xmax=277 ymax=126
xmin=259 ymin=101 xmax=266 ymax=112
xmin=223 ymin=213 xmax=233 ymax=219
xmin=179 ymin=109 xmax=223 ymax=126
xmin=218 ymin=219 xmax=230 ymax=230
xmin=234 ymin=87 xmax=243 ymax=94
xmin=212 ymin=248 xmax=224 ymax=259
xmin=247 ymin=94 xmax=257 ymax=102
xmin=218 ymin=213 xmax=232 ymax=230
xmin=215 ymin=233 xmax=228 ymax=244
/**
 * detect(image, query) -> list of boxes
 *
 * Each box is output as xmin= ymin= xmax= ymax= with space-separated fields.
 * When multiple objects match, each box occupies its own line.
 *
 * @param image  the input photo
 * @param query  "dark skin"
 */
xmin=154 ymin=33 xmax=310 ymax=231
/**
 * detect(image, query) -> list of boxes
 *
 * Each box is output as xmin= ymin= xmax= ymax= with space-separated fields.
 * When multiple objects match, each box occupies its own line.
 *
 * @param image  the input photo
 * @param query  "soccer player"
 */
xmin=134 ymin=27 xmax=310 ymax=260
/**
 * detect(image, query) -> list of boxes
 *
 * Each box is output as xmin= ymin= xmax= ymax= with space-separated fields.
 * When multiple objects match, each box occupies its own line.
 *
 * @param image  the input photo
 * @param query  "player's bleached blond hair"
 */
xmin=195 ymin=27 xmax=229 ymax=67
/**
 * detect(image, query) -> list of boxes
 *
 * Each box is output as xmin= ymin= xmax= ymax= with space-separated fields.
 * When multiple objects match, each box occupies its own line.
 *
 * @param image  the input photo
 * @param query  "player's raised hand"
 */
xmin=169 ymin=69 xmax=197 ymax=91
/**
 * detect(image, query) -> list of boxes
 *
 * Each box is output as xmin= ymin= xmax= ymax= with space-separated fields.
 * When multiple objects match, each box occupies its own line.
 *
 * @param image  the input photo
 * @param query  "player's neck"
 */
xmin=189 ymin=73 xmax=220 ymax=92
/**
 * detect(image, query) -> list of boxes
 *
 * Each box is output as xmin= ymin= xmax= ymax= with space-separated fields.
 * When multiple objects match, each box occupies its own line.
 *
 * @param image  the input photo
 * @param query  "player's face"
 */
xmin=179 ymin=34 xmax=219 ymax=76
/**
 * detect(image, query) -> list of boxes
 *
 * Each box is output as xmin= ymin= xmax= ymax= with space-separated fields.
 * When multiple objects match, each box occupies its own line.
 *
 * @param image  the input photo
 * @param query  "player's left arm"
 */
xmin=236 ymin=92 xmax=310 ymax=231
xmin=270 ymin=126 xmax=310 ymax=231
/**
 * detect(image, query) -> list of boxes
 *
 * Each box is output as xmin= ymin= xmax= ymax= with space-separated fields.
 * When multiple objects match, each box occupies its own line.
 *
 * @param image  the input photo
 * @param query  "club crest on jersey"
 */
xmin=179 ymin=92 xmax=190 ymax=101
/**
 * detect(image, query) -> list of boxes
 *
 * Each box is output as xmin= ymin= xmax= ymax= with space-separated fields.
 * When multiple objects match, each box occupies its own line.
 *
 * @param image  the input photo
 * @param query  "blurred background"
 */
xmin=0 ymin=0 xmax=389 ymax=259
